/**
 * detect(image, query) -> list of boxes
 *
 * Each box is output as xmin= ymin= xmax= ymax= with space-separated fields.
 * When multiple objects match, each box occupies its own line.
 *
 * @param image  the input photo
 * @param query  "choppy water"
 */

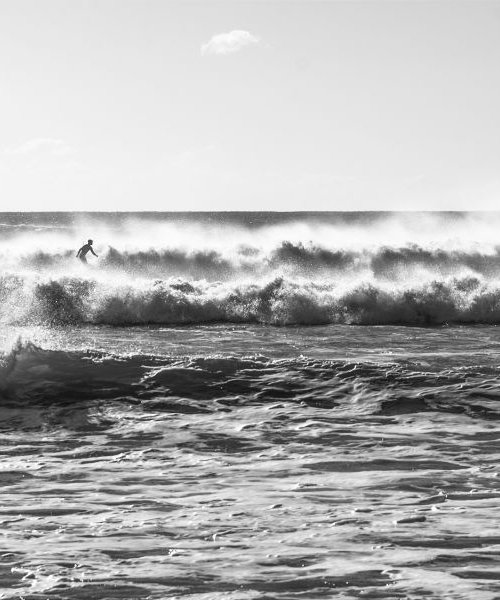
xmin=1 ymin=213 xmax=500 ymax=599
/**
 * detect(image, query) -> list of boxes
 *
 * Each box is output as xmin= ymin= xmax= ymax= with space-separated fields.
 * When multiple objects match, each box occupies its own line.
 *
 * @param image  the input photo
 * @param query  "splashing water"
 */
xmin=2 ymin=211 xmax=500 ymax=326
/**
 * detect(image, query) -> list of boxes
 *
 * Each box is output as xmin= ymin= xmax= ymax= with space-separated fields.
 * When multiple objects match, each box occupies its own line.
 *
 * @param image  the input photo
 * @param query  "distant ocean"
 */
xmin=1 ymin=211 xmax=499 ymax=599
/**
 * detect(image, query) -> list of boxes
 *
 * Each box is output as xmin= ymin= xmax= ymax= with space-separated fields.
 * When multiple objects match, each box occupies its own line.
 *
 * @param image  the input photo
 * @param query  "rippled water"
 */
xmin=1 ymin=323 xmax=499 ymax=599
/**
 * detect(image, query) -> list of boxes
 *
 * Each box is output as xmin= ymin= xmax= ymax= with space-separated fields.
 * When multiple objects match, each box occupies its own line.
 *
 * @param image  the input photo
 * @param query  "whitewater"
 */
xmin=1 ymin=212 xmax=500 ymax=599
xmin=5 ymin=211 xmax=500 ymax=326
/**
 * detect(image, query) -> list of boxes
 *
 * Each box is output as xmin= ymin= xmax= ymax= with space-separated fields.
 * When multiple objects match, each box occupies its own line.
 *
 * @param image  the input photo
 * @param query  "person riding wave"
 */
xmin=76 ymin=239 xmax=98 ymax=263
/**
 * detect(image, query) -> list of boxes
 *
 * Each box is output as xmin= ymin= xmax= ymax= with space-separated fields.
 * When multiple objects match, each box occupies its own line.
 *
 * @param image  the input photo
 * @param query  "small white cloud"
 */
xmin=5 ymin=138 xmax=74 ymax=156
xmin=201 ymin=30 xmax=260 ymax=56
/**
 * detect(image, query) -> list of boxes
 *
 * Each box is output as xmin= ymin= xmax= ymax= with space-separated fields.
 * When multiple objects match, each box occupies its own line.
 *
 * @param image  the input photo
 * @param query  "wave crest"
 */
xmin=4 ymin=241 xmax=500 ymax=281
xmin=1 ymin=272 xmax=500 ymax=326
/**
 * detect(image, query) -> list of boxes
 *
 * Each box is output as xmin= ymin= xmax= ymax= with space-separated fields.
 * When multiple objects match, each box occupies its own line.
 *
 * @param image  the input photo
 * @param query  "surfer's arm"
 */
xmin=76 ymin=247 xmax=82 ymax=258
xmin=90 ymin=247 xmax=98 ymax=257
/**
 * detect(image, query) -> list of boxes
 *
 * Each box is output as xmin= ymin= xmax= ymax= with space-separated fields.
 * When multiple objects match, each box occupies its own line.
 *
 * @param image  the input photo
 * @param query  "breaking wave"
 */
xmin=4 ymin=212 xmax=500 ymax=325
xmin=2 ymin=272 xmax=500 ymax=326
xmin=6 ymin=243 xmax=500 ymax=280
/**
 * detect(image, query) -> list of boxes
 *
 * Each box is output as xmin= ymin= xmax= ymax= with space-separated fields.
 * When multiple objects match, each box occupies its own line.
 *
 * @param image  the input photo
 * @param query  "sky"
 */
xmin=0 ymin=0 xmax=499 ymax=211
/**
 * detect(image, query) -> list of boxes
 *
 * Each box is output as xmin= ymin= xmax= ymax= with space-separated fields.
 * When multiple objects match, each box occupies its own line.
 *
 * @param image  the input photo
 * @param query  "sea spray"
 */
xmin=1 ymin=271 xmax=500 ymax=325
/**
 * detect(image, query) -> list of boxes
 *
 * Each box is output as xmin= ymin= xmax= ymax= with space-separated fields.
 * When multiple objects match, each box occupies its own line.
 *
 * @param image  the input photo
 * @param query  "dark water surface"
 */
xmin=0 ymin=324 xmax=499 ymax=600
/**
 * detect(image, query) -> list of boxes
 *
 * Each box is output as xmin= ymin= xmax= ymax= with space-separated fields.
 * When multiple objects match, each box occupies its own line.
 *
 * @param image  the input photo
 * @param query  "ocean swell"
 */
xmin=1 ymin=341 xmax=498 ymax=423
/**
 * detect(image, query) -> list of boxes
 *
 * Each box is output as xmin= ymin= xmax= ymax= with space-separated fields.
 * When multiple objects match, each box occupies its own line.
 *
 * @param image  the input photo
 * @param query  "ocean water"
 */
xmin=0 ymin=211 xmax=500 ymax=599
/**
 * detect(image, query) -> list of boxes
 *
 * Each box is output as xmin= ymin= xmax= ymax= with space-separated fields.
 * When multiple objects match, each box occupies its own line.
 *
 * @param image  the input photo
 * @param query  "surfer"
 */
xmin=76 ymin=239 xmax=98 ymax=264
